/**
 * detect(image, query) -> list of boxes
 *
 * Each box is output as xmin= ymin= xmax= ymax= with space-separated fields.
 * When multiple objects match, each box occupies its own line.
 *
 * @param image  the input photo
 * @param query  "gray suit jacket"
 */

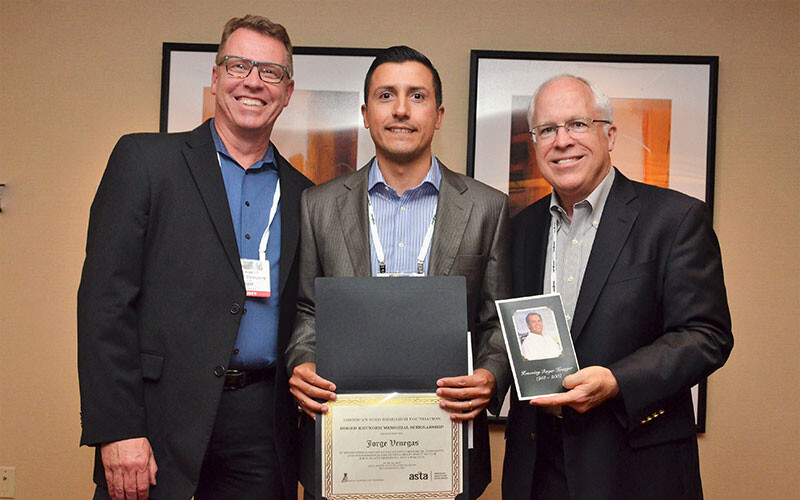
xmin=286 ymin=159 xmax=511 ymax=498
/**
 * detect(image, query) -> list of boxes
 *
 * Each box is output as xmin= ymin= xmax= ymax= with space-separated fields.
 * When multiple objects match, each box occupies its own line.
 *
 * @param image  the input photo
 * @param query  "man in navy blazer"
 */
xmin=78 ymin=15 xmax=312 ymax=500
xmin=502 ymin=75 xmax=733 ymax=500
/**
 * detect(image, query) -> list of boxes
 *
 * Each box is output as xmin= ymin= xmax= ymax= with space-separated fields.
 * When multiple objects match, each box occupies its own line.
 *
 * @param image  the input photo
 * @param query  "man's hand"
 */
xmin=436 ymin=368 xmax=496 ymax=421
xmin=100 ymin=437 xmax=157 ymax=500
xmin=289 ymin=362 xmax=337 ymax=419
xmin=529 ymin=366 xmax=619 ymax=414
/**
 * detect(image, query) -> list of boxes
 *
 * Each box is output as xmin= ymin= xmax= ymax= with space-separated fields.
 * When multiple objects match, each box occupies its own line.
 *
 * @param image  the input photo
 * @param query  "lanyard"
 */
xmin=549 ymin=216 xmax=559 ymax=294
xmin=258 ymin=180 xmax=281 ymax=262
xmin=367 ymin=193 xmax=437 ymax=275
xmin=216 ymin=152 xmax=280 ymax=263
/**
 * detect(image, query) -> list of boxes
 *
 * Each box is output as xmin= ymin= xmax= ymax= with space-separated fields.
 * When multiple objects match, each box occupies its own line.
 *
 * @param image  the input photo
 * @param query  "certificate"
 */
xmin=320 ymin=393 xmax=463 ymax=500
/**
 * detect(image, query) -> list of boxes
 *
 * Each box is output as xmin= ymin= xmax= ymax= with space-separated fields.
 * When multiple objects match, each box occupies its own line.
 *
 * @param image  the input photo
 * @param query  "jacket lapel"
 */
xmin=183 ymin=122 xmax=244 ymax=287
xmin=337 ymin=164 xmax=372 ymax=276
xmin=523 ymin=200 xmax=550 ymax=296
xmin=570 ymin=171 xmax=639 ymax=340
xmin=430 ymin=163 xmax=472 ymax=276
xmin=275 ymin=147 xmax=303 ymax=295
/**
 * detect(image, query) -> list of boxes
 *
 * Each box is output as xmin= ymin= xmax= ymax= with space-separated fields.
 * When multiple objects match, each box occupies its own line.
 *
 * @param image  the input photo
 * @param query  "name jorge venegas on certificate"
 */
xmin=322 ymin=394 xmax=463 ymax=499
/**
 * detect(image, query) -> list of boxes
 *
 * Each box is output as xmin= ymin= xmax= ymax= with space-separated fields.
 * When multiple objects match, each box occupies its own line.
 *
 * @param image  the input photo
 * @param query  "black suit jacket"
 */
xmin=502 ymin=170 xmax=733 ymax=500
xmin=78 ymin=121 xmax=313 ymax=499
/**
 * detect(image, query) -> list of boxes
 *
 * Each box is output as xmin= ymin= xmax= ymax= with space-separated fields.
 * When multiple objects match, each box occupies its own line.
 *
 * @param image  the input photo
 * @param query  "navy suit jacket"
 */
xmin=78 ymin=121 xmax=313 ymax=499
xmin=502 ymin=170 xmax=733 ymax=500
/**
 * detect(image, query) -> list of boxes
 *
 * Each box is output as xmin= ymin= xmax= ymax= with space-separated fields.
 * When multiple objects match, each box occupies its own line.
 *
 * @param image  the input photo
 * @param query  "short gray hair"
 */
xmin=217 ymin=15 xmax=293 ymax=76
xmin=527 ymin=74 xmax=614 ymax=132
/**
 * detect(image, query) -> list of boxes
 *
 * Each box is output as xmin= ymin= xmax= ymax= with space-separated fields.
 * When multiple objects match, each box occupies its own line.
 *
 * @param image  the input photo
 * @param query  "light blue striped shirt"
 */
xmin=367 ymin=156 xmax=442 ymax=276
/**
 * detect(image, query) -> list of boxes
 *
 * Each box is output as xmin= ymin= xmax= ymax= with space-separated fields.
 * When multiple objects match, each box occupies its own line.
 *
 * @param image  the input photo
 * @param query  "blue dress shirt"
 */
xmin=211 ymin=120 xmax=280 ymax=368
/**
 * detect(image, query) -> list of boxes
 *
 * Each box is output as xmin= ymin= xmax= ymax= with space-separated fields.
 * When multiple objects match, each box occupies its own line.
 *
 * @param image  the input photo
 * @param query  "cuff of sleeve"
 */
xmin=285 ymin=348 xmax=315 ymax=376
xmin=477 ymin=359 xmax=510 ymax=416
xmin=608 ymin=364 xmax=648 ymax=429
xmin=80 ymin=418 xmax=148 ymax=448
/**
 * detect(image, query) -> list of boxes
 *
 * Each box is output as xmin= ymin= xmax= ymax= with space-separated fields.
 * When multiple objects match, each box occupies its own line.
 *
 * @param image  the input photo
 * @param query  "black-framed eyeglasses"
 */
xmin=529 ymin=118 xmax=612 ymax=142
xmin=217 ymin=55 xmax=292 ymax=84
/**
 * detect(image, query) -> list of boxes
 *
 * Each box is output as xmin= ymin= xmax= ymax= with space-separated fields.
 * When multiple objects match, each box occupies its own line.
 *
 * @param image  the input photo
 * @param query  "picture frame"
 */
xmin=160 ymin=43 xmax=380 ymax=184
xmin=468 ymin=50 xmax=718 ymax=432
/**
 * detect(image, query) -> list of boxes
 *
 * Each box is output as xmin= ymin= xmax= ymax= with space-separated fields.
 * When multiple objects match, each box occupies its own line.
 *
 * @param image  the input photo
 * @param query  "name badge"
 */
xmin=241 ymin=258 xmax=271 ymax=297
xmin=376 ymin=272 xmax=425 ymax=278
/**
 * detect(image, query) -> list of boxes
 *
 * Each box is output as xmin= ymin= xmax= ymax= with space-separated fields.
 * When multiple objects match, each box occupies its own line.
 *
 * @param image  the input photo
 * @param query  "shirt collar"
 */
xmin=367 ymin=154 xmax=442 ymax=194
xmin=209 ymin=118 xmax=276 ymax=171
xmin=549 ymin=167 xmax=616 ymax=222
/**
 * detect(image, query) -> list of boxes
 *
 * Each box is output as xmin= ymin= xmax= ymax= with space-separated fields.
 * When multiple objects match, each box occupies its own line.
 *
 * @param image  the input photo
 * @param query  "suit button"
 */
xmin=530 ymin=432 xmax=536 ymax=441
xmin=214 ymin=366 xmax=226 ymax=377
xmin=230 ymin=303 xmax=241 ymax=314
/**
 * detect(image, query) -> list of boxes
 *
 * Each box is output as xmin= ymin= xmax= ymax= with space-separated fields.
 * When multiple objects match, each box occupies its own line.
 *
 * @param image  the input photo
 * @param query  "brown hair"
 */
xmin=217 ymin=14 xmax=293 ymax=76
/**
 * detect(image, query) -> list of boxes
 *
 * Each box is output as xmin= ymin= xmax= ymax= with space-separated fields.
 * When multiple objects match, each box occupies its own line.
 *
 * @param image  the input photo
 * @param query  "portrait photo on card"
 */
xmin=513 ymin=307 xmax=564 ymax=361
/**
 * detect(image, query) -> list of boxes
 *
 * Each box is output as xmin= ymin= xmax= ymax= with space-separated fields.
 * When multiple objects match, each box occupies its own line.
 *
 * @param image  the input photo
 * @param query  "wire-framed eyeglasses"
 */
xmin=529 ymin=118 xmax=611 ymax=142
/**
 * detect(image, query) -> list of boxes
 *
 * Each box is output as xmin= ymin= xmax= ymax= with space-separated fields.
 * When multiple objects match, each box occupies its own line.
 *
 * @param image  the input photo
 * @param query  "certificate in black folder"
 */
xmin=315 ymin=276 xmax=468 ymax=391
xmin=315 ymin=276 xmax=469 ymax=500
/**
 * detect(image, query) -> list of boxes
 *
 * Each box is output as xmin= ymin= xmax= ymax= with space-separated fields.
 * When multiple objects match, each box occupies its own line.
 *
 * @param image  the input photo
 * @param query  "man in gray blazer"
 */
xmin=285 ymin=46 xmax=511 ymax=499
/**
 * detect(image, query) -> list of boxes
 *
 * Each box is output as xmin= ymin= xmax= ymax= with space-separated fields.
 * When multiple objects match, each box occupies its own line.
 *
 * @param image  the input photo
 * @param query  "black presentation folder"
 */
xmin=315 ymin=276 xmax=468 ymax=392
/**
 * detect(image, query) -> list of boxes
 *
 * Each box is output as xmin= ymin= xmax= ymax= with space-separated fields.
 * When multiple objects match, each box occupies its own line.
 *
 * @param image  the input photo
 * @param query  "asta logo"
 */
xmin=408 ymin=471 xmax=429 ymax=481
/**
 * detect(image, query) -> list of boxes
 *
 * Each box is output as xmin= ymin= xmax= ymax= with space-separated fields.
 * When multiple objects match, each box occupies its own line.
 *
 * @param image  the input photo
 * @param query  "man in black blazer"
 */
xmin=78 ymin=15 xmax=312 ymax=500
xmin=502 ymin=75 xmax=733 ymax=500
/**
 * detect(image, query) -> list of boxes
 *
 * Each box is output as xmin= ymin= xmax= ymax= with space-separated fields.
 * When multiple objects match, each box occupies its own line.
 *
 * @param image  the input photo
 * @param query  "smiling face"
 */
xmin=526 ymin=313 xmax=543 ymax=335
xmin=211 ymin=28 xmax=294 ymax=142
xmin=531 ymin=77 xmax=616 ymax=210
xmin=361 ymin=61 xmax=444 ymax=166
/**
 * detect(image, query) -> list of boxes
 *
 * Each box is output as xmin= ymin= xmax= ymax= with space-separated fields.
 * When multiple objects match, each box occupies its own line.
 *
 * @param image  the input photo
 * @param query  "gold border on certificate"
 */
xmin=321 ymin=393 xmax=462 ymax=500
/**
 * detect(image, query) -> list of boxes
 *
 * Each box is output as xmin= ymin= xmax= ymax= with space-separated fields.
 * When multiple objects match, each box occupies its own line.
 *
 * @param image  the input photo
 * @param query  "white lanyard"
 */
xmin=549 ymin=216 xmax=559 ymax=294
xmin=216 ymin=152 xmax=280 ymax=261
xmin=367 ymin=193 xmax=437 ymax=275
xmin=258 ymin=180 xmax=281 ymax=261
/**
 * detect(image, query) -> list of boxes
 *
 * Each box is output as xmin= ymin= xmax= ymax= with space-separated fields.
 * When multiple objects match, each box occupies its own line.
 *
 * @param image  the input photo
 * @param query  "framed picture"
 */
xmin=469 ymin=50 xmax=718 ymax=431
xmin=160 ymin=43 xmax=380 ymax=184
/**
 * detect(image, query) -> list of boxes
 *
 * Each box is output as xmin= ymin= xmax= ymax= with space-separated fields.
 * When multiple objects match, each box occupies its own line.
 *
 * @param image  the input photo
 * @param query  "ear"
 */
xmin=282 ymin=79 xmax=295 ymax=107
xmin=211 ymin=65 xmax=218 ymax=95
xmin=434 ymin=105 xmax=445 ymax=130
xmin=606 ymin=124 xmax=617 ymax=152
xmin=361 ymin=103 xmax=370 ymax=129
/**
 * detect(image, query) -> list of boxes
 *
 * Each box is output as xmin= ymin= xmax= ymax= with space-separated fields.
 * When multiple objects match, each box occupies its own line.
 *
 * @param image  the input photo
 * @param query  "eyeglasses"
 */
xmin=217 ymin=55 xmax=292 ymax=84
xmin=529 ymin=118 xmax=612 ymax=142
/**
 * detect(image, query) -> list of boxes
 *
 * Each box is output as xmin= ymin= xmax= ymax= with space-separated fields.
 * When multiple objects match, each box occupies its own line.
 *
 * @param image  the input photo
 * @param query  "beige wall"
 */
xmin=1 ymin=1 xmax=797 ymax=498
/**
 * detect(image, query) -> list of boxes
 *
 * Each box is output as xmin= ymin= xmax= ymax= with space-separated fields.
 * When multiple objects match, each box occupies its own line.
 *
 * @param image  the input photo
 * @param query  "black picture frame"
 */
xmin=468 ymin=50 xmax=718 ymax=432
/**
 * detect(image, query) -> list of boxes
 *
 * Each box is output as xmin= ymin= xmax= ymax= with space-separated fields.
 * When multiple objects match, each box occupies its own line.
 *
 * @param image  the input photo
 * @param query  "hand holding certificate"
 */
xmin=312 ymin=277 xmax=470 ymax=499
